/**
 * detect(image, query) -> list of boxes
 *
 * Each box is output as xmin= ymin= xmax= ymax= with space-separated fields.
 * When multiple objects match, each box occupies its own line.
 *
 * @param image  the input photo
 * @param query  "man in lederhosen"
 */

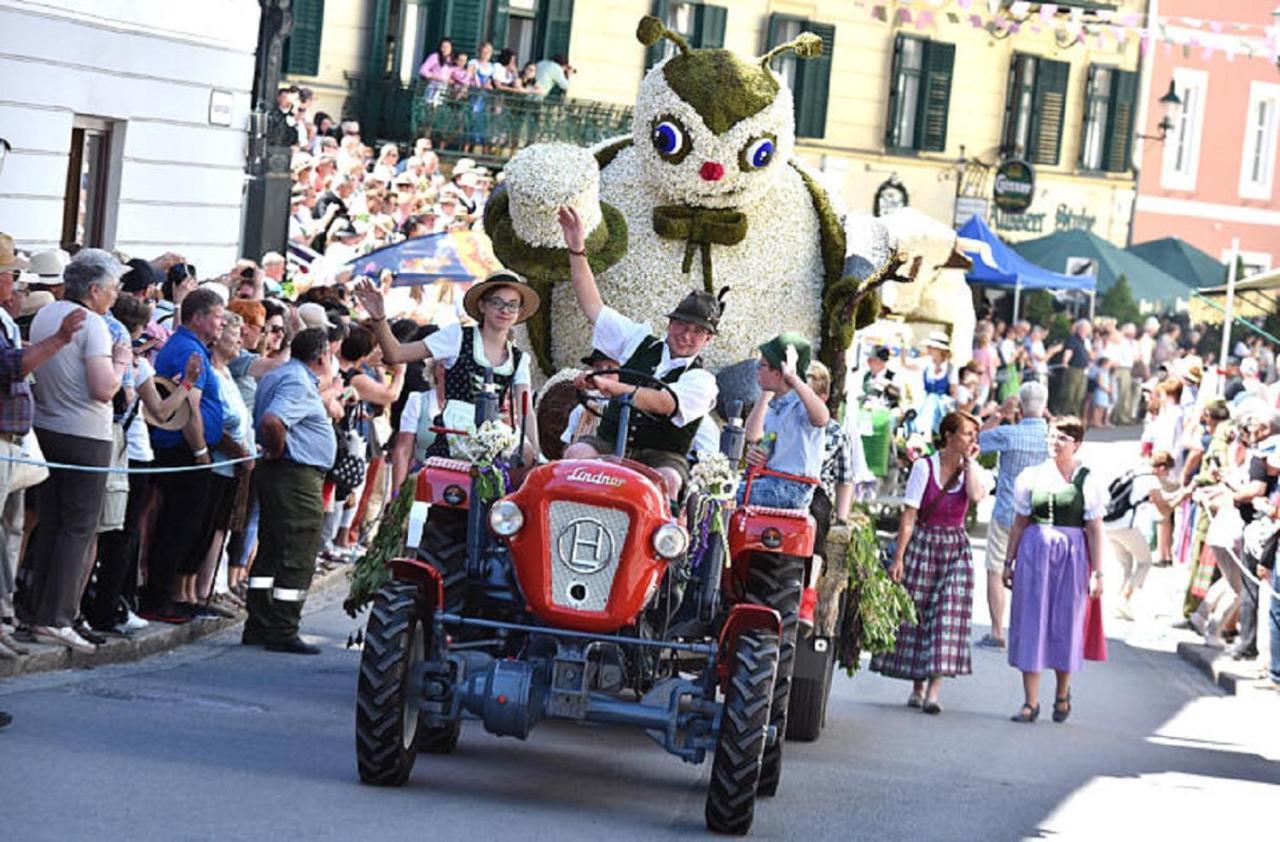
xmin=557 ymin=207 xmax=718 ymax=503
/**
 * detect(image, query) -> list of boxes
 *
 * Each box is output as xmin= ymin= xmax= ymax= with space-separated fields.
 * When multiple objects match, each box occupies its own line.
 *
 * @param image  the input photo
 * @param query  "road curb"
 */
xmin=0 ymin=565 xmax=350 ymax=682
xmin=1175 ymin=640 xmax=1275 ymax=695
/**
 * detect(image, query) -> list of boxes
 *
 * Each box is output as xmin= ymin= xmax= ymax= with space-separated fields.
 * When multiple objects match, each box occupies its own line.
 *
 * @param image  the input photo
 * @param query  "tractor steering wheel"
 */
xmin=577 ymin=367 xmax=681 ymax=423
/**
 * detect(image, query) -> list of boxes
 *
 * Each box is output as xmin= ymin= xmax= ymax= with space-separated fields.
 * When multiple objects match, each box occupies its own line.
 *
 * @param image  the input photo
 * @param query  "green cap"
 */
xmin=758 ymin=332 xmax=812 ymax=376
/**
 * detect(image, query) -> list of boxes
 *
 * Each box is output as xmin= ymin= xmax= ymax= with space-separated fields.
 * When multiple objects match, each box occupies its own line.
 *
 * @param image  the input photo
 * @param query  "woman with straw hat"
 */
xmin=355 ymin=269 xmax=540 ymax=460
xmin=913 ymin=330 xmax=956 ymax=435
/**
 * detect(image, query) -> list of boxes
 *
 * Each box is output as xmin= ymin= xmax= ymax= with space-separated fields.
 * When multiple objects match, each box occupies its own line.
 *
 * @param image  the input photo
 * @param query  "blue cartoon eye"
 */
xmin=651 ymin=116 xmax=691 ymax=162
xmin=742 ymin=136 xmax=776 ymax=170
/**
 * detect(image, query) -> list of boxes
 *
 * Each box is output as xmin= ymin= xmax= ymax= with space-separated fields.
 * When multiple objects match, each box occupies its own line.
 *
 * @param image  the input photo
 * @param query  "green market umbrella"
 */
xmin=1011 ymin=229 xmax=1194 ymax=306
xmin=1128 ymin=236 xmax=1228 ymax=289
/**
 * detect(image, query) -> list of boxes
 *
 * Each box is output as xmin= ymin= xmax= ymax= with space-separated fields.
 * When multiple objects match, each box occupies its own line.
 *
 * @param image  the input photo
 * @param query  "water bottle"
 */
xmin=720 ymin=400 xmax=745 ymax=464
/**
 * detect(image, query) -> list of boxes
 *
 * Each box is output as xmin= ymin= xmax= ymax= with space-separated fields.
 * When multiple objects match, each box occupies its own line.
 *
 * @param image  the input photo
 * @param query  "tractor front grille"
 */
xmin=547 ymin=501 xmax=631 ymax=613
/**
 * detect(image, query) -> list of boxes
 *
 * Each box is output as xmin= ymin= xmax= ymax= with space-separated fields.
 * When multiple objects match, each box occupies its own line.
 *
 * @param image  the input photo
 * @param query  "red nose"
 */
xmin=699 ymin=161 xmax=725 ymax=181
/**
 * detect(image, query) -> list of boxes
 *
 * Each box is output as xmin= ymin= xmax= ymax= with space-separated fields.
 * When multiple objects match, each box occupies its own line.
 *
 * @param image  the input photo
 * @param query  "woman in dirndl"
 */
xmin=914 ymin=331 xmax=956 ymax=435
xmin=1002 ymin=416 xmax=1106 ymax=724
xmin=872 ymin=410 xmax=991 ymax=714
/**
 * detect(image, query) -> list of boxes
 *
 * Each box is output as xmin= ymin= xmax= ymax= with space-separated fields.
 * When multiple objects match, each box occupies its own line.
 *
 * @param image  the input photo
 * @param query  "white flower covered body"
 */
xmin=690 ymin=450 xmax=740 ymax=499
xmin=547 ymin=144 xmax=826 ymax=371
xmin=505 ymin=143 xmax=602 ymax=248
xmin=452 ymin=419 xmax=520 ymax=466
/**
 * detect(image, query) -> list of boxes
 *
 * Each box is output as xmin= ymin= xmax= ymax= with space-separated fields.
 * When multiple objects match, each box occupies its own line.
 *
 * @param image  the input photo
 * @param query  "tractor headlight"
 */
xmin=652 ymin=523 xmax=689 ymax=559
xmin=489 ymin=500 xmax=524 ymax=536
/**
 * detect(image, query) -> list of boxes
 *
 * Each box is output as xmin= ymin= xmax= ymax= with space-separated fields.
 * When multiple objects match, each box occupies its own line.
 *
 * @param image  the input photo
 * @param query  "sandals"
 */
xmin=1052 ymin=694 xmax=1072 ymax=723
xmin=1010 ymin=703 xmax=1040 ymax=723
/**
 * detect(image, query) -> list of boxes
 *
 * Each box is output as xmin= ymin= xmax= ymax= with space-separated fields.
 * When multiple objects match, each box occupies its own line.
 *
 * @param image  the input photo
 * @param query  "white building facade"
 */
xmin=0 ymin=0 xmax=260 ymax=271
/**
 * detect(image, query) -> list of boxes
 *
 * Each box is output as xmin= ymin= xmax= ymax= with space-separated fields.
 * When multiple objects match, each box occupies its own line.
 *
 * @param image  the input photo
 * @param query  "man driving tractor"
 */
xmin=557 ymin=206 xmax=719 ymax=503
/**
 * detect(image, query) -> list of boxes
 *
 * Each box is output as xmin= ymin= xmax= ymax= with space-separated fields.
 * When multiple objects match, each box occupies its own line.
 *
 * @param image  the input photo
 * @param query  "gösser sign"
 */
xmin=993 ymin=159 xmax=1035 ymax=215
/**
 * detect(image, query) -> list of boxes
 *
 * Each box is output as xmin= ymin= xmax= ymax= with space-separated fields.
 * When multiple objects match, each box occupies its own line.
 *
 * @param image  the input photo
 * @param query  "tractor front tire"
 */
xmin=356 ymin=581 xmax=426 ymax=786
xmin=705 ymin=629 xmax=779 ymax=836
xmin=416 ymin=506 xmax=468 ymax=615
xmin=743 ymin=551 xmax=803 ymax=797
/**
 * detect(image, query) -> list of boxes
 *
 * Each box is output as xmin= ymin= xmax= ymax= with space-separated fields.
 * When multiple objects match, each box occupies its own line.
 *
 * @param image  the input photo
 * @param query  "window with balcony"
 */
xmin=1079 ymin=65 xmax=1137 ymax=172
xmin=1001 ymin=53 xmax=1070 ymax=166
xmin=1240 ymin=82 xmax=1280 ymax=201
xmin=765 ymin=14 xmax=836 ymax=140
xmin=644 ymin=1 xmax=727 ymax=68
xmin=884 ymin=35 xmax=955 ymax=154
xmin=425 ymin=0 xmax=573 ymax=68
xmin=1160 ymin=68 xmax=1207 ymax=191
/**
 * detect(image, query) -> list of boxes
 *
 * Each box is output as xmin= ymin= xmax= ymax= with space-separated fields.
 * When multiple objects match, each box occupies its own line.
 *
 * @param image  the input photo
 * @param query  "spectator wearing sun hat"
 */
xmin=27 ymin=248 xmax=69 ymax=299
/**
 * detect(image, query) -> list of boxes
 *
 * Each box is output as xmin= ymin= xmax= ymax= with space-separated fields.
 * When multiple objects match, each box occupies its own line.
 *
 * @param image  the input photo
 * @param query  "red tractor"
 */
xmin=354 ymin=372 xmax=815 ymax=834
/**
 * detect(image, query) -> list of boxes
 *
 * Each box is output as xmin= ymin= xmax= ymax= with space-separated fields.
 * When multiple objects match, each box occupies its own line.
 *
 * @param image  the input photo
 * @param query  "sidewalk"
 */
xmin=0 ymin=563 xmax=351 ymax=681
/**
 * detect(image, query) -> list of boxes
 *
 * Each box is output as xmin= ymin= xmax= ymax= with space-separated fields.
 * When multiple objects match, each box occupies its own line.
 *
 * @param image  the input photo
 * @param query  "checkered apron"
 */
xmin=871 ymin=524 xmax=974 ymax=680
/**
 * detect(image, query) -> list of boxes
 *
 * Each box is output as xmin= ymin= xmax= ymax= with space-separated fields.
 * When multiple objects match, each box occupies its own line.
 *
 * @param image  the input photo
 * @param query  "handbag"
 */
xmin=327 ymin=383 xmax=368 ymax=498
xmin=8 ymin=429 xmax=49 ymax=491
xmin=1083 ymin=594 xmax=1107 ymax=661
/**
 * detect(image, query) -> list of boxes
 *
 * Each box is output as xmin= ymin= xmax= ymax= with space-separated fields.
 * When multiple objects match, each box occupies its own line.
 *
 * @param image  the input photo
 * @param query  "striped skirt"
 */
xmin=871 ymin=524 xmax=974 ymax=681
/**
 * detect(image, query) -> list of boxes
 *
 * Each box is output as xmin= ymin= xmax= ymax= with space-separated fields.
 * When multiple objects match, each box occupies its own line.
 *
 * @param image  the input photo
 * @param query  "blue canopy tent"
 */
xmin=956 ymin=216 xmax=1097 ymax=320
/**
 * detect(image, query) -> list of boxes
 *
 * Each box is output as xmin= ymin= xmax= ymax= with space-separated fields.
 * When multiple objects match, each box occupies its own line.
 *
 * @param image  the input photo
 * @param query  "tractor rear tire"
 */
xmin=416 ymin=506 xmax=468 ymax=615
xmin=356 ymin=581 xmax=426 ymax=786
xmin=742 ymin=551 xmax=803 ymax=797
xmin=704 ymin=629 xmax=779 ymax=836
xmin=785 ymin=633 xmax=837 ymax=742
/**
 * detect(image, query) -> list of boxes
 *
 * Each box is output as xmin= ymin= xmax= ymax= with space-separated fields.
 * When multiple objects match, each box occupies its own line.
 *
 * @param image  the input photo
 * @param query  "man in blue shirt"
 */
xmin=244 ymin=327 xmax=337 ymax=654
xmin=977 ymin=381 xmax=1049 ymax=648
xmin=142 ymin=288 xmax=225 ymax=623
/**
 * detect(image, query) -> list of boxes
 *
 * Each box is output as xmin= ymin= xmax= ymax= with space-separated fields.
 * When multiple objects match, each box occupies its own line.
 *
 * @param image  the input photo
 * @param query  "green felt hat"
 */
xmin=758 ymin=332 xmax=812 ymax=376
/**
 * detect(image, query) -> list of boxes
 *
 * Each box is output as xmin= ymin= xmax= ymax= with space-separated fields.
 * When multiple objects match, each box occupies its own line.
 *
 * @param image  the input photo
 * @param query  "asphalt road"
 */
xmin=2 ymin=429 xmax=1277 ymax=840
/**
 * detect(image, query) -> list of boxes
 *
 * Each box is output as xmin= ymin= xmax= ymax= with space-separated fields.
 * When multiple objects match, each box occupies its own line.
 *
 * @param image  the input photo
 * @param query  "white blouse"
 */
xmin=902 ymin=453 xmax=994 ymax=509
xmin=1012 ymin=460 xmax=1107 ymax=522
xmin=423 ymin=322 xmax=531 ymax=387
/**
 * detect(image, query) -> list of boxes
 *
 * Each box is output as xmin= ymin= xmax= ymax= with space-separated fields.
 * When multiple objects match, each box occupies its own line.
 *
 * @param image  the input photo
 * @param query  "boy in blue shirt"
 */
xmin=742 ymin=332 xmax=829 ymax=509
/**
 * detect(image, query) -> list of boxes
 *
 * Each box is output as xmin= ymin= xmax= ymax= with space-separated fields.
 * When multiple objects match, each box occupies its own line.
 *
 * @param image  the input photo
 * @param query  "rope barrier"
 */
xmin=0 ymin=452 xmax=259 ymax=475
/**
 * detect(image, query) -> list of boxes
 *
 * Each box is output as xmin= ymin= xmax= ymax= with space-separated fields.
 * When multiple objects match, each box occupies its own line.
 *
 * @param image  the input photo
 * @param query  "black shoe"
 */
xmin=73 ymin=621 xmax=108 ymax=646
xmin=1229 ymin=647 xmax=1259 ymax=661
xmin=264 ymin=636 xmax=321 ymax=655
xmin=0 ymin=710 xmax=11 ymax=729
xmin=241 ymin=628 xmax=266 ymax=646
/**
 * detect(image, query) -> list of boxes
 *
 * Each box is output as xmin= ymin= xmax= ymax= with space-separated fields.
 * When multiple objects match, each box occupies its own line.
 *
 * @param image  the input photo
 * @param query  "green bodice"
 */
xmin=1030 ymin=467 xmax=1090 ymax=527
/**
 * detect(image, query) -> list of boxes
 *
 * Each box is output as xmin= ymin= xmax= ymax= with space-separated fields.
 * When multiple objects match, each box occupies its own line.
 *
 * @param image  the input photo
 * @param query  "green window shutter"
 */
xmin=916 ymin=40 xmax=954 ymax=153
xmin=365 ymin=0 xmax=392 ymax=78
xmin=489 ymin=0 xmax=511 ymax=48
xmin=1029 ymin=58 xmax=1069 ymax=166
xmin=795 ymin=22 xmax=835 ymax=139
xmin=884 ymin=34 xmax=905 ymax=148
xmin=442 ymin=0 xmax=486 ymax=54
xmin=645 ymin=0 xmax=670 ymax=69
xmin=695 ymin=4 xmax=727 ymax=49
xmin=284 ymin=0 xmax=325 ymax=77
xmin=1078 ymin=64 xmax=1098 ymax=168
xmin=536 ymin=0 xmax=574 ymax=62
xmin=765 ymin=12 xmax=798 ymax=59
xmin=1103 ymin=69 xmax=1138 ymax=173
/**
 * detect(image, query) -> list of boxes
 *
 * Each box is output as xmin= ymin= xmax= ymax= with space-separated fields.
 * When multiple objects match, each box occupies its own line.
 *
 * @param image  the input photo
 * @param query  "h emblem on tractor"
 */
xmin=558 ymin=518 xmax=613 ymax=575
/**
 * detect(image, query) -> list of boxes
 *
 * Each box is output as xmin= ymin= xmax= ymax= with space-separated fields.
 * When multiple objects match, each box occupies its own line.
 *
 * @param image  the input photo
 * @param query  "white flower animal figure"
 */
xmin=485 ymin=16 xmax=896 ymax=399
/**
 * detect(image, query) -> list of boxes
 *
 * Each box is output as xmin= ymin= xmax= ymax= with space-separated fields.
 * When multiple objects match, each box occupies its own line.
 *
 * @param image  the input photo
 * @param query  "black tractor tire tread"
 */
xmin=416 ymin=507 xmax=468 ymax=615
xmin=355 ymin=581 xmax=422 ymax=786
xmin=705 ymin=630 xmax=779 ymax=836
xmin=743 ymin=551 xmax=803 ymax=796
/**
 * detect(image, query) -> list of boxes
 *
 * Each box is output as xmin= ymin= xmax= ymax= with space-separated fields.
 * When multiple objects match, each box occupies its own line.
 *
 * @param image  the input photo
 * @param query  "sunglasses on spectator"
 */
xmin=268 ymin=324 xmax=285 ymax=334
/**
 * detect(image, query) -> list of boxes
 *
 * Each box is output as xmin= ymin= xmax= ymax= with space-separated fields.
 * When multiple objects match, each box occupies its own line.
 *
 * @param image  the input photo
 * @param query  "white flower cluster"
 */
xmin=690 ymin=450 xmax=740 ymax=500
xmin=504 ymin=143 xmax=602 ymax=248
xmin=547 ymin=145 xmax=826 ymax=372
xmin=453 ymin=419 xmax=520 ymax=467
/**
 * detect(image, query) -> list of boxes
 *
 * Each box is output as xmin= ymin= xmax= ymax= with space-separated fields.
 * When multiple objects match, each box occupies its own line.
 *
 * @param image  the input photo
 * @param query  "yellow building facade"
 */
xmin=288 ymin=0 xmax=1143 ymax=246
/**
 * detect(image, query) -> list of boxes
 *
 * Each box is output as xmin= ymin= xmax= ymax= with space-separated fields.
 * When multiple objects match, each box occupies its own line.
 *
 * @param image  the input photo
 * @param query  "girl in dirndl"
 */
xmin=1002 ymin=416 xmax=1107 ymax=724
xmin=872 ymin=410 xmax=992 ymax=714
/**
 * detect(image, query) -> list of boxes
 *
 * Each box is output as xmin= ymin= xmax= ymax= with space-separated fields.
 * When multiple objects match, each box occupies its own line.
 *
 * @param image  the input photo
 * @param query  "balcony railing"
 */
xmin=344 ymin=77 xmax=634 ymax=161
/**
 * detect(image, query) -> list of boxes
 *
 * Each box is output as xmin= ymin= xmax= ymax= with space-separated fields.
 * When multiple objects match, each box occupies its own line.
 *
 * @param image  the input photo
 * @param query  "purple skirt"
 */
xmin=1008 ymin=524 xmax=1089 ymax=673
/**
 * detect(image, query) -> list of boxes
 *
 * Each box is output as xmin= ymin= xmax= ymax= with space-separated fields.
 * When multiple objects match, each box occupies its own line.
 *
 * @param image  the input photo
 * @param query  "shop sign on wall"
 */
xmin=992 ymin=159 xmax=1035 ymax=214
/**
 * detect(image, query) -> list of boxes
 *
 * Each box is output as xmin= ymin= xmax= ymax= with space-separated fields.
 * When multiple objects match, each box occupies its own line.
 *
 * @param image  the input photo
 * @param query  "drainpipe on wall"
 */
xmin=241 ymin=0 xmax=295 ymax=262
xmin=1126 ymin=0 xmax=1160 ymax=248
